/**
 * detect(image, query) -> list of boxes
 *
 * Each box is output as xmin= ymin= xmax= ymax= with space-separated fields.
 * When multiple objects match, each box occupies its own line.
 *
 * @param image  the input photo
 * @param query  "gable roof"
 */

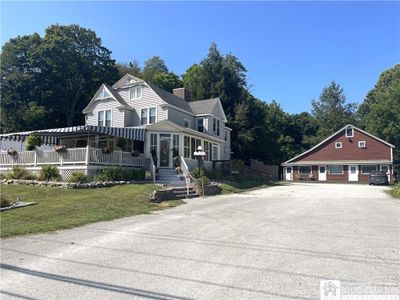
xmin=188 ymin=97 xmax=227 ymax=122
xmin=112 ymin=73 xmax=144 ymax=89
xmin=146 ymin=81 xmax=194 ymax=113
xmin=283 ymin=124 xmax=395 ymax=164
xmin=82 ymin=84 xmax=132 ymax=114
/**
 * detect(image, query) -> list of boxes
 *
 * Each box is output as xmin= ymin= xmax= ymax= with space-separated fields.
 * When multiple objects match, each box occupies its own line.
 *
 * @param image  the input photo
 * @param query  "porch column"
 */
xmin=85 ymin=145 xmax=90 ymax=166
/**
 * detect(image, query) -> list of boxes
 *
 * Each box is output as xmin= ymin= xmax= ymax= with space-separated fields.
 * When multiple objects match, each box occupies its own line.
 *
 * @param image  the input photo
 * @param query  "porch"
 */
xmin=0 ymin=146 xmax=151 ymax=180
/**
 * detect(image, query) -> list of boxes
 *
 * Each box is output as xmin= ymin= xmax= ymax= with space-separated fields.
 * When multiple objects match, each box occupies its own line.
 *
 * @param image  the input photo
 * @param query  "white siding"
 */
xmin=117 ymin=84 xmax=167 ymax=126
xmin=85 ymin=99 xmax=125 ymax=127
xmin=168 ymin=107 xmax=195 ymax=129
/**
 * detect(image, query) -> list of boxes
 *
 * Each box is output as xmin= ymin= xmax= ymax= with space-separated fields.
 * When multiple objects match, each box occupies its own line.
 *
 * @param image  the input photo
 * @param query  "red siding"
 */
xmin=292 ymin=128 xmax=391 ymax=162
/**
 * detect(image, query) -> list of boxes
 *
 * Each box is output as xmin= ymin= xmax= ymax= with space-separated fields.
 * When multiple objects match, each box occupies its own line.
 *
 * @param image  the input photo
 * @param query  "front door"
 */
xmin=349 ymin=165 xmax=358 ymax=181
xmin=285 ymin=167 xmax=293 ymax=181
xmin=319 ymin=166 xmax=327 ymax=181
xmin=159 ymin=134 xmax=171 ymax=168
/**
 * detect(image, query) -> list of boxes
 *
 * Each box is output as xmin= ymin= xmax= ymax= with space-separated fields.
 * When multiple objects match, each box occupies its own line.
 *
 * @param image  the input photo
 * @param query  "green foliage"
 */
xmin=204 ymin=169 xmax=226 ymax=180
xmin=391 ymin=184 xmax=400 ymax=198
xmin=1 ymin=194 xmax=11 ymax=208
xmin=5 ymin=166 xmax=36 ymax=180
xmin=26 ymin=135 xmax=42 ymax=151
xmin=116 ymin=137 xmax=128 ymax=149
xmin=311 ymin=81 xmax=358 ymax=139
xmin=192 ymin=167 xmax=205 ymax=179
xmin=38 ymin=166 xmax=61 ymax=181
xmin=116 ymin=60 xmax=141 ymax=78
xmin=94 ymin=167 xmax=145 ymax=181
xmin=1 ymin=24 xmax=119 ymax=131
xmin=358 ymin=64 xmax=400 ymax=164
xmin=67 ymin=171 xmax=88 ymax=183
xmin=142 ymin=56 xmax=182 ymax=92
xmin=199 ymin=176 xmax=211 ymax=186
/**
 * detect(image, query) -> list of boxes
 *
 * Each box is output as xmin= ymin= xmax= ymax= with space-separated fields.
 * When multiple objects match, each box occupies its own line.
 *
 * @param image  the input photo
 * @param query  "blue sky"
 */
xmin=1 ymin=1 xmax=399 ymax=114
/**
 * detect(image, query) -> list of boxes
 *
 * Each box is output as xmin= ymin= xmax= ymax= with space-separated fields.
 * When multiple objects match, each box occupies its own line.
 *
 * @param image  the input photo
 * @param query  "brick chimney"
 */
xmin=173 ymin=88 xmax=191 ymax=101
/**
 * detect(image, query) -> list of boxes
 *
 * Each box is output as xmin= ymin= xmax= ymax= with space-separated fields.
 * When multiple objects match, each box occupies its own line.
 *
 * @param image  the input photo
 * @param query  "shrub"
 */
xmin=0 ymin=194 xmax=11 ymax=208
xmin=38 ymin=166 xmax=61 ymax=181
xmin=26 ymin=135 xmax=42 ymax=151
xmin=94 ymin=167 xmax=145 ymax=181
xmin=199 ymin=175 xmax=211 ymax=186
xmin=5 ymin=166 xmax=36 ymax=180
xmin=67 ymin=171 xmax=88 ymax=183
xmin=391 ymin=184 xmax=400 ymax=198
xmin=192 ymin=167 xmax=205 ymax=179
xmin=204 ymin=169 xmax=226 ymax=180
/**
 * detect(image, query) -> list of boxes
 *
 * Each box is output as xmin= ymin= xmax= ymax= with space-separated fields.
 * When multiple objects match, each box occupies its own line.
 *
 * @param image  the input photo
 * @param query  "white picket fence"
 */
xmin=0 ymin=147 xmax=146 ymax=167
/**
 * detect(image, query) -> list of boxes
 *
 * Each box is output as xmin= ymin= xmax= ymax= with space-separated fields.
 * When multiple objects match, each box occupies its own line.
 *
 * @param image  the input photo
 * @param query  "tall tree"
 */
xmin=311 ymin=81 xmax=357 ymax=139
xmin=116 ymin=60 xmax=141 ymax=78
xmin=359 ymin=64 xmax=400 ymax=164
xmin=33 ymin=24 xmax=120 ymax=127
xmin=0 ymin=34 xmax=43 ymax=132
xmin=141 ymin=56 xmax=182 ymax=92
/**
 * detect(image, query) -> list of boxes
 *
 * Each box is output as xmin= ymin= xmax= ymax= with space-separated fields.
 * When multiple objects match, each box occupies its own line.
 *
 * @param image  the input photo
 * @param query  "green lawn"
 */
xmin=0 ymin=184 xmax=183 ymax=238
xmin=219 ymin=180 xmax=280 ymax=194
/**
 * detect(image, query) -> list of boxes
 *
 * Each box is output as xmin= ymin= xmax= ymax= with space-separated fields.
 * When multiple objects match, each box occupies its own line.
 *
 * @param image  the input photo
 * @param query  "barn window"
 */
xmin=345 ymin=126 xmax=354 ymax=138
xmin=358 ymin=141 xmax=366 ymax=148
xmin=299 ymin=166 xmax=311 ymax=174
xmin=327 ymin=165 xmax=343 ymax=174
xmin=335 ymin=142 xmax=342 ymax=149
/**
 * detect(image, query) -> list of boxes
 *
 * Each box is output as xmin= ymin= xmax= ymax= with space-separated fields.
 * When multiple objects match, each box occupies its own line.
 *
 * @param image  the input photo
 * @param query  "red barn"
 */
xmin=281 ymin=125 xmax=395 ymax=183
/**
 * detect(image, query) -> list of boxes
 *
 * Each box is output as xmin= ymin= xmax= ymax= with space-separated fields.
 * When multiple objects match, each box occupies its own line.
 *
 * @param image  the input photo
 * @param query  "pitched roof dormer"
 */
xmin=82 ymin=84 xmax=132 ymax=114
xmin=112 ymin=73 xmax=144 ymax=89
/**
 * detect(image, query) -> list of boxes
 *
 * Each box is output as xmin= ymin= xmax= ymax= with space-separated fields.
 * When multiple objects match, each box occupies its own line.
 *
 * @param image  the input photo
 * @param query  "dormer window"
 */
xmin=97 ymin=87 xmax=110 ymax=99
xmin=130 ymin=86 xmax=142 ymax=100
xmin=335 ymin=142 xmax=342 ymax=149
xmin=358 ymin=141 xmax=366 ymax=148
xmin=345 ymin=126 xmax=354 ymax=138
xmin=197 ymin=118 xmax=204 ymax=133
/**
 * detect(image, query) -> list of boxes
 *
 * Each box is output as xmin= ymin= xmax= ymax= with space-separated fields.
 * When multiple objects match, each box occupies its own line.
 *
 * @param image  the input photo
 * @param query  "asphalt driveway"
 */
xmin=1 ymin=183 xmax=399 ymax=299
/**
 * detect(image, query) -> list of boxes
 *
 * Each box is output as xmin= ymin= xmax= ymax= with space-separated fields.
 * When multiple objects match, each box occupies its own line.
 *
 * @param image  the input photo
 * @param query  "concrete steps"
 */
xmin=169 ymin=186 xmax=199 ymax=199
xmin=158 ymin=168 xmax=185 ymax=186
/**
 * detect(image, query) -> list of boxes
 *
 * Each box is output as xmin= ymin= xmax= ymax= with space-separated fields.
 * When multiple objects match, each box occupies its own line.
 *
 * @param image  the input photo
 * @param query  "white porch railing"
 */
xmin=0 ymin=147 xmax=146 ymax=168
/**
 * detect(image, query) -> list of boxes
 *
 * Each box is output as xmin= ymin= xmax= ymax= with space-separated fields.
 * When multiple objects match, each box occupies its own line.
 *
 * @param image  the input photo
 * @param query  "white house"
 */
xmin=0 ymin=74 xmax=232 ymax=182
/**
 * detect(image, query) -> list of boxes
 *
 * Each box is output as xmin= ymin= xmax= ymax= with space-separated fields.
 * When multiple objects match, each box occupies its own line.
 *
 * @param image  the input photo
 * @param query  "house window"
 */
xmin=327 ymin=165 xmax=343 ymax=174
xmin=141 ymin=107 xmax=156 ymax=125
xmin=130 ymin=86 xmax=142 ymax=99
xmin=149 ymin=108 xmax=156 ymax=124
xmin=204 ymin=141 xmax=209 ymax=161
xmin=224 ymin=131 xmax=228 ymax=141
xmin=287 ymin=167 xmax=292 ymax=174
xmin=141 ymin=109 xmax=148 ymax=125
xmin=184 ymin=119 xmax=190 ymax=128
xmin=98 ymin=111 xmax=104 ymax=127
xmin=172 ymin=135 xmax=180 ymax=157
xmin=358 ymin=141 xmax=366 ymax=148
xmin=191 ymin=138 xmax=201 ymax=159
xmin=213 ymin=118 xmax=216 ymax=133
xmin=345 ymin=127 xmax=354 ymax=137
xmin=105 ymin=110 xmax=111 ymax=127
xmin=98 ymin=110 xmax=111 ymax=127
xmin=217 ymin=120 xmax=220 ymax=136
xmin=361 ymin=165 xmax=377 ymax=174
xmin=184 ymin=136 xmax=190 ymax=158
xmin=197 ymin=118 xmax=204 ymax=132
xmin=299 ymin=166 xmax=311 ymax=175
xmin=335 ymin=142 xmax=342 ymax=149
xmin=150 ymin=134 xmax=157 ymax=161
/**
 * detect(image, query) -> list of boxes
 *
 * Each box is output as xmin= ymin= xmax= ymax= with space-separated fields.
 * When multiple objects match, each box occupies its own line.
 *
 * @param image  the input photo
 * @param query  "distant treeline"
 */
xmin=1 ymin=24 xmax=399 ymax=164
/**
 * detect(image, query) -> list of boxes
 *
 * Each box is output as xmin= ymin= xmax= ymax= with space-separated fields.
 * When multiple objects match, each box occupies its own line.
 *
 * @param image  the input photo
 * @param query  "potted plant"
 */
xmin=54 ymin=144 xmax=67 ymax=153
xmin=7 ymin=148 xmax=18 ymax=156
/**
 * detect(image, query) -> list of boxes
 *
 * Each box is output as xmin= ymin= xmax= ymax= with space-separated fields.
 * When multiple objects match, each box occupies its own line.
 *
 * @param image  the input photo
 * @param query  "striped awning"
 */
xmin=0 ymin=125 xmax=146 ymax=145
